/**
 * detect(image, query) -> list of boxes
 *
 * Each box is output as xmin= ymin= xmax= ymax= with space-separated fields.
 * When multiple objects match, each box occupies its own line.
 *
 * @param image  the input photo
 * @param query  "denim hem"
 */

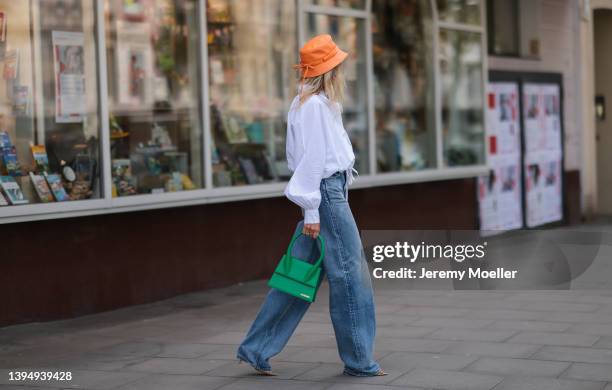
xmin=236 ymin=352 xmax=272 ymax=372
xmin=342 ymin=366 xmax=382 ymax=377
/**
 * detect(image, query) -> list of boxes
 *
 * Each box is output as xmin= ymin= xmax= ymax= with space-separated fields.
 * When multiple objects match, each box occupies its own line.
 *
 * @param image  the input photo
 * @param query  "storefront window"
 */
xmin=306 ymin=13 xmax=370 ymax=174
xmin=0 ymin=0 xmax=101 ymax=207
xmin=372 ymin=0 xmax=436 ymax=172
xmin=104 ymin=0 xmax=202 ymax=197
xmin=305 ymin=0 xmax=366 ymax=8
xmin=207 ymin=0 xmax=297 ymax=187
xmin=439 ymin=29 xmax=485 ymax=166
xmin=437 ymin=0 xmax=481 ymax=26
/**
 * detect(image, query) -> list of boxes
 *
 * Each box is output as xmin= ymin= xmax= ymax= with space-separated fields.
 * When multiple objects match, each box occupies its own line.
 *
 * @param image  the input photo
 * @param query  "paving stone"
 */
xmin=468 ymin=309 xmax=544 ymax=321
xmin=54 ymin=353 xmax=149 ymax=371
xmin=376 ymin=326 xmax=436 ymax=338
xmin=594 ymin=336 xmax=612 ymax=349
xmin=286 ymin=333 xmax=338 ymax=347
xmin=375 ymin=314 xmax=420 ymax=327
xmin=569 ymin=323 xmax=612 ymax=336
xmin=115 ymin=374 xmax=232 ymax=390
xmin=216 ymin=378 xmax=329 ymax=390
xmin=195 ymin=332 xmax=248 ymax=345
xmin=375 ymin=337 xmax=454 ymax=353
xmin=206 ymin=360 xmax=317 ymax=379
xmin=94 ymin=341 xmax=163 ymax=358
xmin=543 ymin=311 xmax=612 ymax=323
xmin=533 ymin=346 xmax=612 ymax=364
xmin=378 ymin=351 xmax=477 ymax=372
xmin=1 ymin=386 xmax=62 ymax=390
xmin=493 ymin=376 xmax=606 ymax=390
xmin=520 ymin=301 xmax=601 ymax=313
xmin=563 ymin=362 xmax=612 ymax=382
xmin=411 ymin=317 xmax=494 ymax=329
xmin=452 ymin=299 xmax=526 ymax=310
xmin=442 ymin=341 xmax=541 ymax=358
xmin=508 ymin=331 xmax=600 ymax=347
xmin=397 ymin=307 xmax=470 ymax=317
xmin=389 ymin=368 xmax=502 ymax=390
xmin=488 ymin=320 xmax=571 ymax=332
xmin=156 ymin=343 xmax=223 ymax=358
xmin=465 ymin=357 xmax=570 ymax=377
xmin=426 ymin=328 xmax=516 ymax=342
xmin=123 ymin=357 xmax=230 ymax=375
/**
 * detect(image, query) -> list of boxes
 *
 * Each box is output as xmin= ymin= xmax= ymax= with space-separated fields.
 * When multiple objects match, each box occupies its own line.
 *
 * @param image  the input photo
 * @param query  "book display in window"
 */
xmin=0 ymin=131 xmax=10 ymax=148
xmin=1 ymin=146 xmax=20 ymax=176
xmin=106 ymin=0 xmax=202 ymax=196
xmin=0 ymin=176 xmax=28 ymax=205
xmin=45 ymin=173 xmax=69 ymax=202
xmin=29 ymin=172 xmax=54 ymax=203
xmin=0 ymin=1 xmax=102 ymax=207
xmin=207 ymin=0 xmax=296 ymax=187
xmin=31 ymin=145 xmax=50 ymax=173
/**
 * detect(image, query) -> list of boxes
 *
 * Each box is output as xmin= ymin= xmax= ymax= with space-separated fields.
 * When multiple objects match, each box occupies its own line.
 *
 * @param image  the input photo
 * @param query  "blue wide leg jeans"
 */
xmin=236 ymin=171 xmax=380 ymax=376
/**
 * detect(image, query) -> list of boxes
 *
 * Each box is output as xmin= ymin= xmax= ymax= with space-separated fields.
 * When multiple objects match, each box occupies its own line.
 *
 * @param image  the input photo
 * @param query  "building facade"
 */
xmin=0 ymin=0 xmax=590 ymax=326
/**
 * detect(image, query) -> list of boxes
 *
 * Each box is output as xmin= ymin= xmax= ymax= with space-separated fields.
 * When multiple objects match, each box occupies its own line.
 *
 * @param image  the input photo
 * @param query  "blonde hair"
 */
xmin=297 ymin=64 xmax=346 ymax=108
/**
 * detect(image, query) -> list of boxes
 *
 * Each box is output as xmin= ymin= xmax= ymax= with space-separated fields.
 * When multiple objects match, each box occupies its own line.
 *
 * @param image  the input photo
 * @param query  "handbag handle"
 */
xmin=284 ymin=233 xmax=325 ymax=277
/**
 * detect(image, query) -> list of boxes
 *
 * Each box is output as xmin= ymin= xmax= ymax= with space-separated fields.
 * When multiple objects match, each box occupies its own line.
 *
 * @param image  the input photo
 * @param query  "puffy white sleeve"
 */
xmin=284 ymin=99 xmax=329 ymax=224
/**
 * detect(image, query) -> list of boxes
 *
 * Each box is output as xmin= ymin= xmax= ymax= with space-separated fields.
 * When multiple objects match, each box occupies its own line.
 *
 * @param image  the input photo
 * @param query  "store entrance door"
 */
xmin=594 ymin=9 xmax=612 ymax=215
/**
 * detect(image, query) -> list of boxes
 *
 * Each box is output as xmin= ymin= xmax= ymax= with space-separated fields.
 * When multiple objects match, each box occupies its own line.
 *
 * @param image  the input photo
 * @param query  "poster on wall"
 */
xmin=2 ymin=49 xmax=18 ymax=80
xmin=52 ymin=31 xmax=86 ymax=123
xmin=478 ymin=82 xmax=523 ymax=235
xmin=116 ymin=22 xmax=154 ymax=106
xmin=523 ymin=83 xmax=563 ymax=227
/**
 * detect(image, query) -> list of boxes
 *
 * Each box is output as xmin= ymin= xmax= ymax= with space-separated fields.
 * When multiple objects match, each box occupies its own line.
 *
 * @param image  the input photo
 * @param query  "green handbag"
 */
xmin=268 ymin=233 xmax=325 ymax=303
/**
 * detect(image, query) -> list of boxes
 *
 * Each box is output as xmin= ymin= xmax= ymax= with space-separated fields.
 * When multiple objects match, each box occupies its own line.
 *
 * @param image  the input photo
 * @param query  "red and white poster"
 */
xmin=52 ymin=31 xmax=86 ymax=123
xmin=523 ymin=83 xmax=563 ymax=227
xmin=478 ymin=82 xmax=523 ymax=234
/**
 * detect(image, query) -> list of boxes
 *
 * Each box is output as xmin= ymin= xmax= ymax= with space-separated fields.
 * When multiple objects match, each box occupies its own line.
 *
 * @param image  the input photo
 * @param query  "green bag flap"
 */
xmin=274 ymin=254 xmax=321 ymax=287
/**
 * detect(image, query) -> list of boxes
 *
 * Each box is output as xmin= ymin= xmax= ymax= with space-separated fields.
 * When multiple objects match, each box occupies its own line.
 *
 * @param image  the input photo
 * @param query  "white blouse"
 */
xmin=284 ymin=92 xmax=357 ymax=224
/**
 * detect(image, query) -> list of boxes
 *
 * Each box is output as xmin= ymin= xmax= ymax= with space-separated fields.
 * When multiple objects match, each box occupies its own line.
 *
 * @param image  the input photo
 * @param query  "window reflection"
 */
xmin=0 ymin=0 xmax=101 ymax=207
xmin=207 ymin=0 xmax=296 ymax=187
xmin=306 ymin=0 xmax=366 ymax=8
xmin=437 ymin=0 xmax=481 ymax=25
xmin=105 ymin=0 xmax=202 ymax=196
xmin=372 ymin=0 xmax=435 ymax=172
xmin=306 ymin=14 xmax=369 ymax=174
xmin=439 ymin=29 xmax=485 ymax=166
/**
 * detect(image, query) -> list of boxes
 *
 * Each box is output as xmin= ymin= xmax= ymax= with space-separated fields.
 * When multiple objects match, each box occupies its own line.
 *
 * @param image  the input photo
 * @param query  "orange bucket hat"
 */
xmin=294 ymin=34 xmax=349 ymax=80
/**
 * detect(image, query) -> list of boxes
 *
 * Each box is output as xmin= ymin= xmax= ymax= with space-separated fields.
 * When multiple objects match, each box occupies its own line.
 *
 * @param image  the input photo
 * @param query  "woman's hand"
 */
xmin=303 ymin=223 xmax=320 ymax=239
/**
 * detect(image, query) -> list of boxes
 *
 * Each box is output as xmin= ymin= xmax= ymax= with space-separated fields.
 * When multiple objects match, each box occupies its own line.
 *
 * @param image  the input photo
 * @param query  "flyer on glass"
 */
xmin=52 ymin=31 xmax=86 ymax=123
xmin=522 ymin=83 xmax=563 ymax=227
xmin=479 ymin=82 xmax=523 ymax=234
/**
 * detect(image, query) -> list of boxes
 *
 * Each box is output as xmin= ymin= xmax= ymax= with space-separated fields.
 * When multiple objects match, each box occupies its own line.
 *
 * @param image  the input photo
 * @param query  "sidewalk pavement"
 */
xmin=2 ymin=223 xmax=612 ymax=390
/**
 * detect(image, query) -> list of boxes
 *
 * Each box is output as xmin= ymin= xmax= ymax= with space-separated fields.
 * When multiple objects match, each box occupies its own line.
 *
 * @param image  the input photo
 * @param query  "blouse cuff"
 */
xmin=304 ymin=209 xmax=320 ymax=224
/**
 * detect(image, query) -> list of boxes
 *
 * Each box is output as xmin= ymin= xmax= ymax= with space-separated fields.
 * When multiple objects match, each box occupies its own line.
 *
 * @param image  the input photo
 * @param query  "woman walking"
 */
xmin=236 ymin=34 xmax=385 ymax=377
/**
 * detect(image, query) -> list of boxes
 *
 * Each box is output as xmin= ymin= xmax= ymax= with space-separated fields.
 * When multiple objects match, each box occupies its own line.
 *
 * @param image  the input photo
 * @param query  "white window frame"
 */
xmin=1 ymin=0 xmax=488 ymax=224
